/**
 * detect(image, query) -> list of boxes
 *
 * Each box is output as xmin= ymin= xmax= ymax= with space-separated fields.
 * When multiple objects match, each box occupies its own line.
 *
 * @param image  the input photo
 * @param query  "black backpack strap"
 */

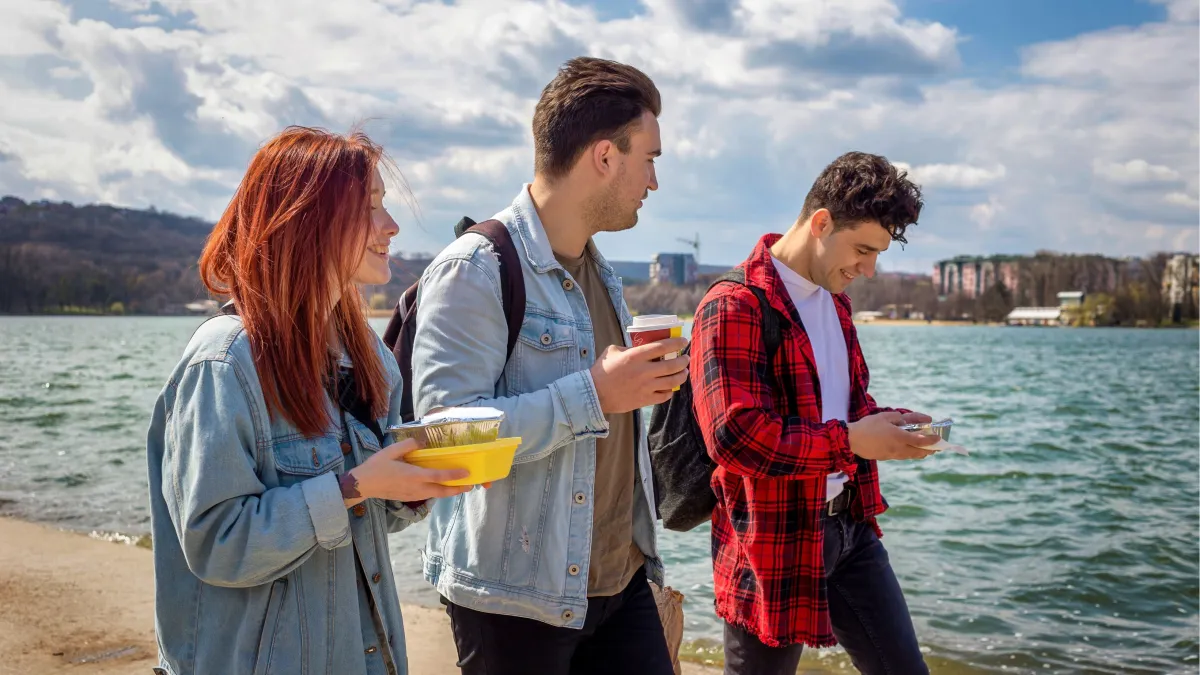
xmin=708 ymin=267 xmax=791 ymax=412
xmin=463 ymin=219 xmax=526 ymax=363
xmin=707 ymin=267 xmax=782 ymax=360
xmin=385 ymin=217 xmax=526 ymax=423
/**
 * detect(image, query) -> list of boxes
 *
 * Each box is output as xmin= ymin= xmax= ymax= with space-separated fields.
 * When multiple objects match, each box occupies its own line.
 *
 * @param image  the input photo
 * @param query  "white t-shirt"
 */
xmin=771 ymin=256 xmax=851 ymax=502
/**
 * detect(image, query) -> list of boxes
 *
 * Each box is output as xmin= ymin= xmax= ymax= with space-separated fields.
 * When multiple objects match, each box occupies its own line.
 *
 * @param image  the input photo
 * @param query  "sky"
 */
xmin=0 ymin=0 xmax=1197 ymax=273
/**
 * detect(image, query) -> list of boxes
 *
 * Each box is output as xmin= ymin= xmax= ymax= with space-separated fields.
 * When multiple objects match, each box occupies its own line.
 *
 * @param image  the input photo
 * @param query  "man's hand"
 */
xmin=848 ymin=411 xmax=941 ymax=461
xmin=590 ymin=337 xmax=690 ymax=414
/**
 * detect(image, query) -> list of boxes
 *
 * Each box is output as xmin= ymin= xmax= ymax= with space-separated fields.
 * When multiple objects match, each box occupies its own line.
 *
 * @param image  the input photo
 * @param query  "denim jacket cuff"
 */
xmin=550 ymin=369 xmax=609 ymax=439
xmin=301 ymin=472 xmax=352 ymax=550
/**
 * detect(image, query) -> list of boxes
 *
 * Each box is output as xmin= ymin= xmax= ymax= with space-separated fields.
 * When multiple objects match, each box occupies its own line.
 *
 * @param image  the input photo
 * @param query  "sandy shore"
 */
xmin=0 ymin=517 xmax=718 ymax=675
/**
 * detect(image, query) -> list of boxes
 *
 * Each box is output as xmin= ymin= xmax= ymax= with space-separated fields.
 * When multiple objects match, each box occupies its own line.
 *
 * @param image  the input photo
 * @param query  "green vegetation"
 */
xmin=0 ymin=195 xmax=429 ymax=315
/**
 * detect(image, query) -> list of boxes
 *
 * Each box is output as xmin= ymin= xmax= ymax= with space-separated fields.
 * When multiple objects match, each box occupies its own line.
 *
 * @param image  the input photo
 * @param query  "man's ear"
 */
xmin=809 ymin=208 xmax=833 ymax=237
xmin=591 ymin=140 xmax=616 ymax=177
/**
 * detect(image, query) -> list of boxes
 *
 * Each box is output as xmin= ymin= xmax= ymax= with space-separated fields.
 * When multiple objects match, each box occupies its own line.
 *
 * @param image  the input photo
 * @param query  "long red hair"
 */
xmin=200 ymin=126 xmax=390 ymax=437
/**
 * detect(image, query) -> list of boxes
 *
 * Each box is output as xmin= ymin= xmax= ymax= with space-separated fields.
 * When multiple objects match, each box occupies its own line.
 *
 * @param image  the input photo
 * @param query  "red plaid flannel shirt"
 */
xmin=690 ymin=234 xmax=898 ymax=648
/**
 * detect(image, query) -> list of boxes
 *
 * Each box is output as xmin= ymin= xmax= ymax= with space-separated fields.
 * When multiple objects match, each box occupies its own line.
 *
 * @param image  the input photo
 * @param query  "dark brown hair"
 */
xmin=799 ymin=151 xmax=923 ymax=244
xmin=532 ymin=56 xmax=661 ymax=180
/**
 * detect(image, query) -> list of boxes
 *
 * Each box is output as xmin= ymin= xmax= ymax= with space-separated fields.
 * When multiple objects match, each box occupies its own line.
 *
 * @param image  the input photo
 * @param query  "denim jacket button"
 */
xmin=568 ymin=564 xmax=580 ymax=576
xmin=562 ymin=279 xmax=575 ymax=292
xmin=573 ymin=492 xmax=585 ymax=504
xmin=372 ymin=572 xmax=382 ymax=583
xmin=580 ymin=347 xmax=588 ymax=357
xmin=562 ymin=610 xmax=574 ymax=621
xmin=353 ymin=504 xmax=366 ymax=517
xmin=540 ymin=333 xmax=552 ymax=345
xmin=365 ymin=645 xmax=378 ymax=654
xmin=340 ymin=442 xmax=352 ymax=456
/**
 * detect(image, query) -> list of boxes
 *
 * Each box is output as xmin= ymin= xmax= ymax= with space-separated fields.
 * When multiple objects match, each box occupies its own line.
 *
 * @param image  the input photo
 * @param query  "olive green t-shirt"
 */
xmin=554 ymin=245 xmax=644 ymax=597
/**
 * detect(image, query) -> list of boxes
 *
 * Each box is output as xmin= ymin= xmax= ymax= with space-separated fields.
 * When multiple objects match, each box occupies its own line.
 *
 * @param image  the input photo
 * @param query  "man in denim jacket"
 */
xmin=410 ymin=57 xmax=687 ymax=674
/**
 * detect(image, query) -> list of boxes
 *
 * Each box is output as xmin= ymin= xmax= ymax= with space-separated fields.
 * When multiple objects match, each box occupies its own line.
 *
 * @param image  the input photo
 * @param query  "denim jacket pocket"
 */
xmin=352 ymin=423 xmax=383 ymax=450
xmin=516 ymin=313 xmax=574 ymax=351
xmin=252 ymin=578 xmax=288 ymax=675
xmin=511 ymin=314 xmax=575 ymax=394
xmin=271 ymin=436 xmax=344 ymax=485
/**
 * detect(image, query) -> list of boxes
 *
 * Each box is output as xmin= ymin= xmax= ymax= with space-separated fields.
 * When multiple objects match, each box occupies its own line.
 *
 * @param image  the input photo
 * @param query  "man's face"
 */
xmin=588 ymin=110 xmax=661 ymax=233
xmin=812 ymin=214 xmax=893 ymax=294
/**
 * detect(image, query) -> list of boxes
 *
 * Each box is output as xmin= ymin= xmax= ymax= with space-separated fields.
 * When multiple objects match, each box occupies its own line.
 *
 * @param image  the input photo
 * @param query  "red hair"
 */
xmin=200 ymin=126 xmax=389 ymax=437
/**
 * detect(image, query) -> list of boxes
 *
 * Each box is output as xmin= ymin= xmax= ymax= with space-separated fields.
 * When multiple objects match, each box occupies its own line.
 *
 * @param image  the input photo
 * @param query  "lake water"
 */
xmin=0 ymin=316 xmax=1197 ymax=673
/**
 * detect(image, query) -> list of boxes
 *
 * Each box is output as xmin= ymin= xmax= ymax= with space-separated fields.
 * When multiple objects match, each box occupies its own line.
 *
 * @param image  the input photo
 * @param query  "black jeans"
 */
xmin=723 ymin=511 xmax=927 ymax=675
xmin=444 ymin=567 xmax=674 ymax=675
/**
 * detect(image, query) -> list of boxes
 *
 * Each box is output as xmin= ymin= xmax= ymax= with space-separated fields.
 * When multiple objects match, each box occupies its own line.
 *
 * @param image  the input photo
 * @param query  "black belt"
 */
xmin=826 ymin=484 xmax=855 ymax=517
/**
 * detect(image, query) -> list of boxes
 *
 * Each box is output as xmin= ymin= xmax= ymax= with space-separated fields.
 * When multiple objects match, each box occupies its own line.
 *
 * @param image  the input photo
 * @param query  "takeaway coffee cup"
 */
xmin=627 ymin=314 xmax=685 ymax=356
xmin=628 ymin=315 xmax=686 ymax=392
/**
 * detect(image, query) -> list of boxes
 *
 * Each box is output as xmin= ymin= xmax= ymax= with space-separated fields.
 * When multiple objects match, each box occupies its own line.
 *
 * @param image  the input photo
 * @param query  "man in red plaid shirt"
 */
xmin=690 ymin=152 xmax=941 ymax=675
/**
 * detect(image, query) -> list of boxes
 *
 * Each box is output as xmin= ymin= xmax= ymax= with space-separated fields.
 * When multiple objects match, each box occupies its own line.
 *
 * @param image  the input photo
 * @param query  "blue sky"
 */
xmin=0 ymin=0 xmax=1196 ymax=273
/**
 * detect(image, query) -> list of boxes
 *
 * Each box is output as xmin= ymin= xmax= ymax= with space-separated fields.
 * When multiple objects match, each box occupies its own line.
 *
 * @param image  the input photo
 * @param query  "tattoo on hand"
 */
xmin=339 ymin=472 xmax=362 ymax=501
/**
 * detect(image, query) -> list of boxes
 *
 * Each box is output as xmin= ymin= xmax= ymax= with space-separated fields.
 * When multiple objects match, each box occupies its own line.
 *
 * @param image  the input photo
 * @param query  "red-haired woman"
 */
xmin=145 ymin=126 xmax=476 ymax=675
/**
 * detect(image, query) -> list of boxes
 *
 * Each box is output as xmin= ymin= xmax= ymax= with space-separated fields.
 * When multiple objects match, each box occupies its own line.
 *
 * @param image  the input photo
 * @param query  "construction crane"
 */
xmin=676 ymin=233 xmax=700 ymax=264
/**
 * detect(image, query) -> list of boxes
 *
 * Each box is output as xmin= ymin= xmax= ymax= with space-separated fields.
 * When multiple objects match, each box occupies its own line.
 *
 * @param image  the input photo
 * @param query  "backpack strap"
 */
xmin=707 ymin=267 xmax=782 ymax=361
xmin=461 ymin=219 xmax=526 ymax=363
xmin=385 ymin=217 xmax=527 ymax=423
xmin=706 ymin=266 xmax=791 ymax=414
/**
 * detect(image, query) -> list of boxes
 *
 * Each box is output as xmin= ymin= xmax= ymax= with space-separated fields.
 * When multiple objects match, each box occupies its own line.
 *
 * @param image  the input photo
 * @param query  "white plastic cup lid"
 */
xmin=628 ymin=314 xmax=684 ymax=331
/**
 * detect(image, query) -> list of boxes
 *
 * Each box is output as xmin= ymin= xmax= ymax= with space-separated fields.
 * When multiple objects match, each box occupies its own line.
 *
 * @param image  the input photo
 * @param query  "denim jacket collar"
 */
xmin=511 ymin=184 xmax=621 ymax=288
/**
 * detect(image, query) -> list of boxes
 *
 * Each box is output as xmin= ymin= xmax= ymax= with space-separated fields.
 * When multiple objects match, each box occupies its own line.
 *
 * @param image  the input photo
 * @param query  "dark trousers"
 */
xmin=723 ymin=511 xmax=928 ymax=675
xmin=445 ymin=567 xmax=674 ymax=675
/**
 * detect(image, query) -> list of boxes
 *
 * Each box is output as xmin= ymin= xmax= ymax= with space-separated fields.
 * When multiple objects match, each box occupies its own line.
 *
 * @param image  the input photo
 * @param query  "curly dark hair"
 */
xmin=799 ymin=152 xmax=923 ymax=244
xmin=532 ymin=57 xmax=661 ymax=180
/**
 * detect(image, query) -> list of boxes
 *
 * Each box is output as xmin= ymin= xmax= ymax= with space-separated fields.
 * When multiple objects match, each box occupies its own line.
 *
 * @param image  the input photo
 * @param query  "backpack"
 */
xmin=382 ymin=217 xmax=526 ymax=423
xmin=647 ymin=267 xmax=783 ymax=532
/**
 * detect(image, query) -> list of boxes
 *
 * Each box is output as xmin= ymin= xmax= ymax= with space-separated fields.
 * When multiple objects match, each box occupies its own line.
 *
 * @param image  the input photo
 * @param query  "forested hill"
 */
xmin=0 ymin=196 xmax=212 ymax=314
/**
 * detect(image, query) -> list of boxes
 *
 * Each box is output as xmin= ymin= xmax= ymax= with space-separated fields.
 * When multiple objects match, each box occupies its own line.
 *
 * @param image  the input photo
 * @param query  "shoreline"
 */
xmin=0 ymin=517 xmax=720 ymax=675
xmin=5 ymin=312 xmax=1196 ymax=330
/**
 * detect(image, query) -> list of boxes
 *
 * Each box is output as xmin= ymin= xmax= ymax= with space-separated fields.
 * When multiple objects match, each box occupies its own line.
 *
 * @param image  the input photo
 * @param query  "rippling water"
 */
xmin=1 ymin=316 xmax=1197 ymax=673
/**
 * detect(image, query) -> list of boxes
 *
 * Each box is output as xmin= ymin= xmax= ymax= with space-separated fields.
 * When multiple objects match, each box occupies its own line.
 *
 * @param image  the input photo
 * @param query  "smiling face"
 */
xmin=350 ymin=168 xmax=398 ymax=287
xmin=586 ymin=110 xmax=661 ymax=233
xmin=809 ymin=209 xmax=894 ymax=294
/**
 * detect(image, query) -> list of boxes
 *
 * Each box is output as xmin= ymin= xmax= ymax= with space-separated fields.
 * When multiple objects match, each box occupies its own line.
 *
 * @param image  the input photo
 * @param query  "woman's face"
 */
xmin=350 ymin=168 xmax=399 ymax=287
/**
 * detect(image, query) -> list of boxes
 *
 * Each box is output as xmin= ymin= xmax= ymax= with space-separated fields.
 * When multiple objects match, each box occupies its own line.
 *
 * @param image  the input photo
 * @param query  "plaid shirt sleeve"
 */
xmin=691 ymin=288 xmax=859 ymax=479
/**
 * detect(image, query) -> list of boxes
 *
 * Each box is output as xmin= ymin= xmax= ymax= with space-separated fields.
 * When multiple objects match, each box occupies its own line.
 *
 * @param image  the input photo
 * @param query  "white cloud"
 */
xmin=895 ymin=162 xmax=1006 ymax=189
xmin=969 ymin=197 xmax=1004 ymax=229
xmin=1094 ymin=159 xmax=1182 ymax=184
xmin=0 ymin=0 xmax=68 ymax=57
xmin=1165 ymin=192 xmax=1200 ymax=209
xmin=0 ymin=0 xmax=1195 ymax=270
xmin=1150 ymin=0 xmax=1200 ymax=22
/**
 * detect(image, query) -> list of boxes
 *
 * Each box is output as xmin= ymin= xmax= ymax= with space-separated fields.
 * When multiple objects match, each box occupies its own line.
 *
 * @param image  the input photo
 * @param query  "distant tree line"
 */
xmin=845 ymin=252 xmax=1193 ymax=326
xmin=0 ymin=197 xmax=210 ymax=314
xmin=1 ymin=195 xmax=1193 ymax=326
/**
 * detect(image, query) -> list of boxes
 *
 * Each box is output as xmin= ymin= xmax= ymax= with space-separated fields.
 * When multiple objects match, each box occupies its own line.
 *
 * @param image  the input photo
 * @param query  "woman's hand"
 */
xmin=339 ymin=439 xmax=474 ymax=508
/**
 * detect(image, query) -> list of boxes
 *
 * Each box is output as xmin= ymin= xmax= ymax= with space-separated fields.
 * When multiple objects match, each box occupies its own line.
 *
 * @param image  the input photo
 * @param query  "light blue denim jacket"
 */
xmin=411 ymin=185 xmax=664 ymax=628
xmin=145 ymin=314 xmax=426 ymax=675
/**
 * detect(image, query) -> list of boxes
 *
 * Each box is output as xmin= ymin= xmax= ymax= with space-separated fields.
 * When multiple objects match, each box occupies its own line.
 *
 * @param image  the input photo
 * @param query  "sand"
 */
xmin=0 ymin=517 xmax=719 ymax=675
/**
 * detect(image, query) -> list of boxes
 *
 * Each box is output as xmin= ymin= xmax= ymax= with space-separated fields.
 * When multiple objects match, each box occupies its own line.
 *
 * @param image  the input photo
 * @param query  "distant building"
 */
xmin=184 ymin=299 xmax=219 ymax=314
xmin=649 ymin=253 xmax=698 ymax=286
xmin=932 ymin=256 xmax=1021 ymax=299
xmin=1162 ymin=253 xmax=1199 ymax=322
xmin=1056 ymin=291 xmax=1084 ymax=308
xmin=1006 ymin=307 xmax=1061 ymax=326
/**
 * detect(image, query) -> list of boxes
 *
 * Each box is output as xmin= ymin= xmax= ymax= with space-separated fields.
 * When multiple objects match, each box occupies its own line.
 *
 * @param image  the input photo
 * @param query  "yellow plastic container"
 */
xmin=404 ymin=437 xmax=522 ymax=486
